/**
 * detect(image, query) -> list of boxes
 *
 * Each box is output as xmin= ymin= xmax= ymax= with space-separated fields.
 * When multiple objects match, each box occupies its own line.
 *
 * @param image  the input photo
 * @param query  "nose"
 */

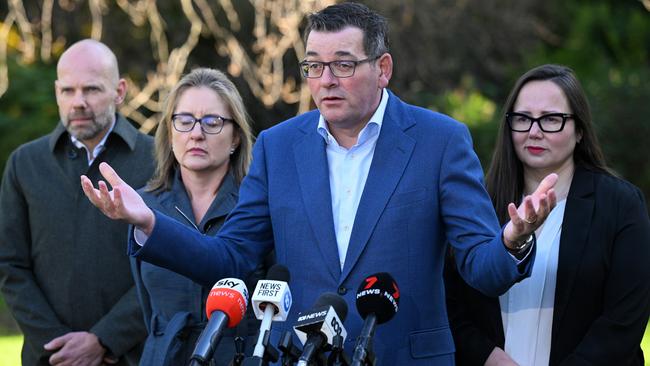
xmin=71 ymin=90 xmax=87 ymax=109
xmin=528 ymin=121 xmax=544 ymax=138
xmin=189 ymin=121 xmax=205 ymax=139
xmin=319 ymin=66 xmax=339 ymax=88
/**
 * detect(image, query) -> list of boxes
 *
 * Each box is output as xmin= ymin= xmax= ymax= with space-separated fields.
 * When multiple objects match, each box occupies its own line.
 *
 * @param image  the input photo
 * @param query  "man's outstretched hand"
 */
xmin=81 ymin=162 xmax=155 ymax=235
xmin=503 ymin=173 xmax=558 ymax=249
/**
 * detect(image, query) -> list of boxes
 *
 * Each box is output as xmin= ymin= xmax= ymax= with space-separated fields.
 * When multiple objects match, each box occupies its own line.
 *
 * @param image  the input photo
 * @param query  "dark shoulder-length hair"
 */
xmin=145 ymin=68 xmax=253 ymax=192
xmin=485 ymin=64 xmax=612 ymax=223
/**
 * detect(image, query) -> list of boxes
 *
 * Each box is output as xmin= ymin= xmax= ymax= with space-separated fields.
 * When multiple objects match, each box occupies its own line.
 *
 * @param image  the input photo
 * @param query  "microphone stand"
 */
xmin=296 ymin=349 xmax=327 ymax=366
xmin=242 ymin=330 xmax=279 ymax=366
xmin=351 ymin=314 xmax=377 ymax=366
xmin=277 ymin=330 xmax=302 ymax=366
xmin=230 ymin=337 xmax=246 ymax=366
xmin=327 ymin=334 xmax=350 ymax=366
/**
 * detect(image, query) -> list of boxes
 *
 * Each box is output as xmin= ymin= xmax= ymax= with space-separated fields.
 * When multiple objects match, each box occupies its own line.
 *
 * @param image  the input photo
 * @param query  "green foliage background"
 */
xmin=425 ymin=0 xmax=650 ymax=211
xmin=1 ymin=0 xmax=648 ymax=198
xmin=0 ymin=59 xmax=59 ymax=171
xmin=524 ymin=0 xmax=650 ymax=201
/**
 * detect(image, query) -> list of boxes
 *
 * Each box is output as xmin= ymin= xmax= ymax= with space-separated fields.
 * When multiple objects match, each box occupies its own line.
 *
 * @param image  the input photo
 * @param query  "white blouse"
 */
xmin=500 ymin=199 xmax=567 ymax=366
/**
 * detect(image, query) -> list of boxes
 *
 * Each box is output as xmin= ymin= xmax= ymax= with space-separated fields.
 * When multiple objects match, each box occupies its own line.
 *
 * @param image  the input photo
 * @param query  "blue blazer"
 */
xmin=131 ymin=91 xmax=533 ymax=365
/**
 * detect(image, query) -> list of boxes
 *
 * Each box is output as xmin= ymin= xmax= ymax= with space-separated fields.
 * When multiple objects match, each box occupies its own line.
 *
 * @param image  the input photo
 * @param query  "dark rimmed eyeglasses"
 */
xmin=299 ymin=56 xmax=380 ymax=78
xmin=506 ymin=112 xmax=576 ymax=133
xmin=171 ymin=113 xmax=234 ymax=134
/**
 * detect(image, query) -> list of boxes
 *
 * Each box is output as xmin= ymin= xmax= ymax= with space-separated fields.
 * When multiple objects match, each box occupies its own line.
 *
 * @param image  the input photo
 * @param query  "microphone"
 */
xmin=251 ymin=264 xmax=292 ymax=358
xmin=191 ymin=277 xmax=249 ymax=365
xmin=294 ymin=293 xmax=348 ymax=366
xmin=351 ymin=273 xmax=400 ymax=366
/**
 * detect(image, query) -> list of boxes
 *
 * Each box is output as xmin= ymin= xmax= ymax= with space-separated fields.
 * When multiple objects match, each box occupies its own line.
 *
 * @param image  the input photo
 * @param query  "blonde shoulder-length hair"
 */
xmin=146 ymin=68 xmax=253 ymax=192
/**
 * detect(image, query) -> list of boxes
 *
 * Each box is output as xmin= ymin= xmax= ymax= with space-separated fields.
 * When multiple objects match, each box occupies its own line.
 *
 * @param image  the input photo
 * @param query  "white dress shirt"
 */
xmin=70 ymin=120 xmax=116 ymax=166
xmin=316 ymin=88 xmax=389 ymax=269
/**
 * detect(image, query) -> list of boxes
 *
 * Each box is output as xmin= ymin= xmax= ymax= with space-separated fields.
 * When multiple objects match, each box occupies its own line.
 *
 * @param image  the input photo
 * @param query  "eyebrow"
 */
xmin=305 ymin=50 xmax=356 ymax=58
xmin=173 ymin=112 xmax=225 ymax=118
xmin=514 ymin=110 xmax=564 ymax=115
xmin=57 ymin=83 xmax=104 ymax=90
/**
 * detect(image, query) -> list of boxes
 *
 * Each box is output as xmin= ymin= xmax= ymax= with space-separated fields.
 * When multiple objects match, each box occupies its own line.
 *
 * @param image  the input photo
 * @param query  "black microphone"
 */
xmin=294 ymin=293 xmax=348 ymax=366
xmin=67 ymin=148 xmax=78 ymax=159
xmin=190 ymin=278 xmax=249 ymax=365
xmin=351 ymin=273 xmax=400 ymax=366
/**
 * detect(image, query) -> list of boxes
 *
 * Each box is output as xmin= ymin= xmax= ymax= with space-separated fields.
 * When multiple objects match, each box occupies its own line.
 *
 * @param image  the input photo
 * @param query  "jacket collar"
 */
xmin=340 ymin=91 xmax=416 ymax=282
xmin=292 ymin=90 xmax=417 ymax=283
xmin=296 ymin=89 xmax=415 ymax=135
xmin=485 ymin=167 xmax=598 ymax=348
xmin=161 ymin=169 xmax=239 ymax=233
xmin=552 ymin=167 xmax=595 ymax=335
xmin=48 ymin=114 xmax=139 ymax=152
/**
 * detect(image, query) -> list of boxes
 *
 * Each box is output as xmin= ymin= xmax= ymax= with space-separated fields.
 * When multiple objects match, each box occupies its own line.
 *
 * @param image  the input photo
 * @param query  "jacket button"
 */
xmin=337 ymin=286 xmax=347 ymax=295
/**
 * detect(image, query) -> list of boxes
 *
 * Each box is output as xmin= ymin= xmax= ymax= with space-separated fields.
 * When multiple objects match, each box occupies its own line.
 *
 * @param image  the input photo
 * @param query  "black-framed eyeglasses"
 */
xmin=506 ymin=112 xmax=575 ymax=133
xmin=171 ymin=113 xmax=234 ymax=134
xmin=299 ymin=56 xmax=379 ymax=78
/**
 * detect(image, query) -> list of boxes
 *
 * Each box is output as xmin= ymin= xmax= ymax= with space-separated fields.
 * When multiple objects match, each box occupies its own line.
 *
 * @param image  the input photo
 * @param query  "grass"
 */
xmin=0 ymin=325 xmax=648 ymax=365
xmin=0 ymin=334 xmax=21 ymax=366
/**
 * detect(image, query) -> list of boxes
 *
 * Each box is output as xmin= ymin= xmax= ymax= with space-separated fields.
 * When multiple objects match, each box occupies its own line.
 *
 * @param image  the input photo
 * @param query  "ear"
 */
xmin=115 ymin=78 xmax=127 ymax=105
xmin=576 ymin=129 xmax=583 ymax=144
xmin=231 ymin=128 xmax=241 ymax=149
xmin=377 ymin=53 xmax=393 ymax=89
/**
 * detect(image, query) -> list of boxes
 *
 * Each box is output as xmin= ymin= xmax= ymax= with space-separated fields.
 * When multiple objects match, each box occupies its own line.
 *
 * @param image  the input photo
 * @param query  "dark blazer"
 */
xmin=0 ymin=116 xmax=153 ymax=365
xmin=445 ymin=167 xmax=650 ymax=366
xmin=132 ymin=171 xmax=268 ymax=366
xmin=131 ymin=91 xmax=535 ymax=365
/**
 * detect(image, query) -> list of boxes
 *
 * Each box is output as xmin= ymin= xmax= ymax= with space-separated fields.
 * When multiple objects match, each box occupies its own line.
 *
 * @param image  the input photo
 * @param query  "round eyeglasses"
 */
xmin=299 ymin=56 xmax=379 ymax=78
xmin=506 ymin=112 xmax=575 ymax=133
xmin=171 ymin=113 xmax=233 ymax=134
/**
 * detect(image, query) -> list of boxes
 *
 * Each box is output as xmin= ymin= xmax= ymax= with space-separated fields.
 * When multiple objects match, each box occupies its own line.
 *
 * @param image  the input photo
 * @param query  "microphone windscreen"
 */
xmin=205 ymin=278 xmax=249 ymax=327
xmin=314 ymin=292 xmax=348 ymax=322
xmin=251 ymin=265 xmax=292 ymax=321
xmin=266 ymin=264 xmax=290 ymax=283
xmin=355 ymin=272 xmax=400 ymax=324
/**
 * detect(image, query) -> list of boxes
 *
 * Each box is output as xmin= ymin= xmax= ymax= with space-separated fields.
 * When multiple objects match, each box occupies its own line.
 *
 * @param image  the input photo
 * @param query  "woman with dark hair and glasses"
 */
xmin=131 ymin=68 xmax=264 ymax=365
xmin=445 ymin=64 xmax=650 ymax=366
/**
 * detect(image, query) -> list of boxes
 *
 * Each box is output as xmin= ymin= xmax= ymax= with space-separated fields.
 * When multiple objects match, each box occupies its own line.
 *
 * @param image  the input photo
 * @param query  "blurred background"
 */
xmin=0 ymin=0 xmax=649 ymax=364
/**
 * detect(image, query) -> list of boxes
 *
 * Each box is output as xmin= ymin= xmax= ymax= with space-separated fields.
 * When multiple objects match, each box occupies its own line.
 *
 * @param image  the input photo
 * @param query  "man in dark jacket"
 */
xmin=0 ymin=39 xmax=153 ymax=365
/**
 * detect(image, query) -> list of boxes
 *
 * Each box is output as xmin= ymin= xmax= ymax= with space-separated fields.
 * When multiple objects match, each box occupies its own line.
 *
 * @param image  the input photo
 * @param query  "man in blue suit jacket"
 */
xmin=82 ymin=3 xmax=556 ymax=364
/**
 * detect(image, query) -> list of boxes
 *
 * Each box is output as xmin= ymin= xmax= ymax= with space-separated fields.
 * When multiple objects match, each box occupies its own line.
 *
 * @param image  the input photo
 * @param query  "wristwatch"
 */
xmin=506 ymin=233 xmax=535 ymax=255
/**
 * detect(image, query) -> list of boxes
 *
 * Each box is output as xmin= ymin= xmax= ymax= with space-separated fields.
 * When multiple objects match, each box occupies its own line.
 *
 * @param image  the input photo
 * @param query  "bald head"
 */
xmin=55 ymin=39 xmax=127 ymax=151
xmin=57 ymin=39 xmax=120 ymax=86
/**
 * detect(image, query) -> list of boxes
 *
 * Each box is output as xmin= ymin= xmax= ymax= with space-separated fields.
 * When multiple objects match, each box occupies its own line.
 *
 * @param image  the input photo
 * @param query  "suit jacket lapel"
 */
xmin=293 ymin=121 xmax=341 ymax=281
xmin=552 ymin=168 xmax=594 ymax=338
xmin=340 ymin=95 xmax=416 ymax=282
